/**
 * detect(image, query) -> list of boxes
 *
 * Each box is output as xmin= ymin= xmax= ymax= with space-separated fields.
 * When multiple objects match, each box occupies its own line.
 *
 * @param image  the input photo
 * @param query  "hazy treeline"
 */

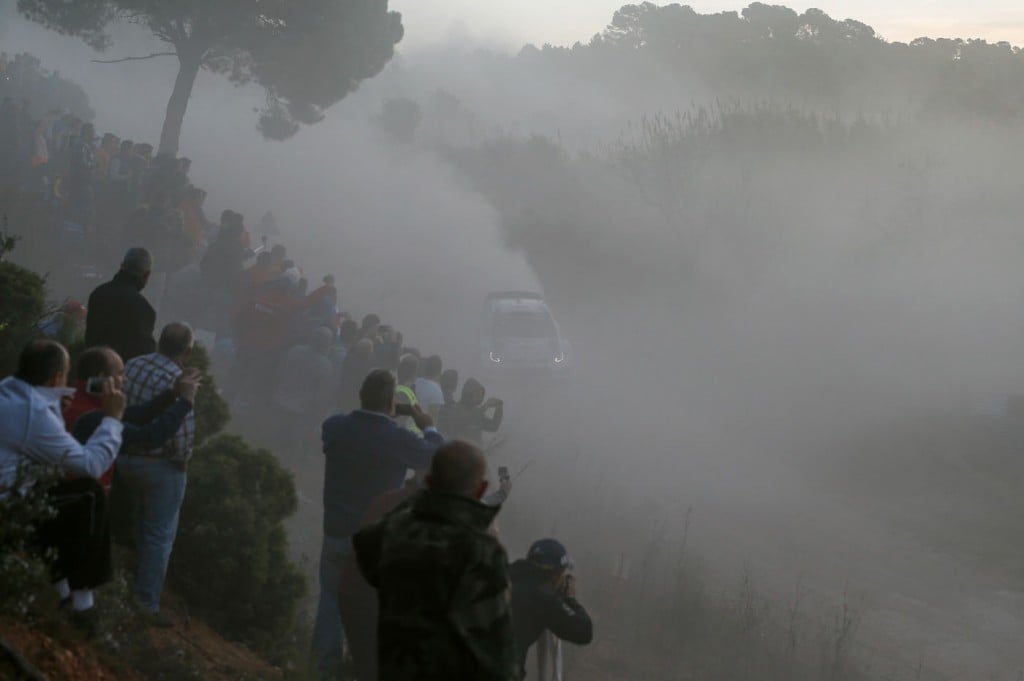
xmin=522 ymin=2 xmax=1024 ymax=122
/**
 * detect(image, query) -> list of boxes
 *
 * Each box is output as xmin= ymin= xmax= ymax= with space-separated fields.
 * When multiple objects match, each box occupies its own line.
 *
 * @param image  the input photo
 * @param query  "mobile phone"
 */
xmin=394 ymin=403 xmax=415 ymax=417
xmin=86 ymin=376 xmax=106 ymax=395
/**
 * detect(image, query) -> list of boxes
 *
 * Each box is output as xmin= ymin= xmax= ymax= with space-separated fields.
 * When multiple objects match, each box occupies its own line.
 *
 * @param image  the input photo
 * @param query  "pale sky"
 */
xmin=391 ymin=1 xmax=1024 ymax=51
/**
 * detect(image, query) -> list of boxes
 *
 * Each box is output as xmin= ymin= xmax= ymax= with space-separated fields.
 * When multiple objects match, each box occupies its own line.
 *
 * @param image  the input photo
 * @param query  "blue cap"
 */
xmin=527 ymin=538 xmax=570 ymax=571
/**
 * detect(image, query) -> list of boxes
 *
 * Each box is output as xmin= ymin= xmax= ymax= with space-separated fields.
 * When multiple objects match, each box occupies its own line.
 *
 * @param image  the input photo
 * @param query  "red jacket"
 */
xmin=63 ymin=382 xmax=115 ymax=490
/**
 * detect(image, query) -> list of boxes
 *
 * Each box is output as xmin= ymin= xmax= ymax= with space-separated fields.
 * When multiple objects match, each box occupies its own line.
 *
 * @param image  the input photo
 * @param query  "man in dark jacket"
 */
xmin=312 ymin=368 xmax=443 ymax=679
xmin=509 ymin=539 xmax=593 ymax=679
xmin=85 ymin=248 xmax=156 ymax=362
xmin=353 ymin=440 xmax=517 ymax=681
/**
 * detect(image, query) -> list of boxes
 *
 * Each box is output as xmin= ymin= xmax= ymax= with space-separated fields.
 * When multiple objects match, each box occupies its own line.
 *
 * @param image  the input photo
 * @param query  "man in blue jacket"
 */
xmin=312 ymin=368 xmax=443 ymax=679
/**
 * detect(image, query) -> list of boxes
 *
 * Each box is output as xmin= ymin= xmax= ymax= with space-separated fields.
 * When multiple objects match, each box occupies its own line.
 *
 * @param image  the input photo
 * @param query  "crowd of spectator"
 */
xmin=1 ymin=48 xmax=591 ymax=681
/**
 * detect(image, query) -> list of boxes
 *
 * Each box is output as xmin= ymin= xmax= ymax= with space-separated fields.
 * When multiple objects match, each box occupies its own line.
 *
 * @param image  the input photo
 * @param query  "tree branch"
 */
xmin=91 ymin=52 xmax=178 ymax=64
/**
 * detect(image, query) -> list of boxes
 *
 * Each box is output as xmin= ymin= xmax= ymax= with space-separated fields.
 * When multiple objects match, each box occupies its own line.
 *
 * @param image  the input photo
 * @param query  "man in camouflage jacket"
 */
xmin=353 ymin=440 xmax=517 ymax=681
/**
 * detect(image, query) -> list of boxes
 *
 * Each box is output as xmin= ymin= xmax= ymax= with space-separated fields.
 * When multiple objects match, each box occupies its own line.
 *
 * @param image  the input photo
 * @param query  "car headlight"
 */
xmin=489 ymin=352 xmax=502 ymax=363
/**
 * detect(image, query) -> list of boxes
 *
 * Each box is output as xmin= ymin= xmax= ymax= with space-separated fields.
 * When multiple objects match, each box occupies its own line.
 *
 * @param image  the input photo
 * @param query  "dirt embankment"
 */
xmin=0 ymin=602 xmax=281 ymax=681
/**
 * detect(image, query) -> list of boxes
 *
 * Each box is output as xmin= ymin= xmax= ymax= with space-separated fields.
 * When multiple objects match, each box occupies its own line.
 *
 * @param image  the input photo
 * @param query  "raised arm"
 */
xmin=29 ymin=405 xmax=123 ymax=480
xmin=543 ymin=593 xmax=593 ymax=645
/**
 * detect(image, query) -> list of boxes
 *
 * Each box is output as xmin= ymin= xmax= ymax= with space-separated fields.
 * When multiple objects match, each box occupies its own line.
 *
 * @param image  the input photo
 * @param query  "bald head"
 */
xmin=77 ymin=346 xmax=121 ymax=379
xmin=427 ymin=440 xmax=489 ymax=500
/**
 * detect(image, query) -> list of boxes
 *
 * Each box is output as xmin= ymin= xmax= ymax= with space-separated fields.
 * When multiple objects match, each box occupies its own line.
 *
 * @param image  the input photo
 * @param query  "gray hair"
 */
xmin=120 ymin=247 xmax=153 ymax=277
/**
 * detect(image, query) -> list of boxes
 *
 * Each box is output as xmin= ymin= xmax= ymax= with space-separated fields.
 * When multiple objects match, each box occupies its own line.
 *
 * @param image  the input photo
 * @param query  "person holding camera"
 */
xmin=353 ymin=440 xmax=517 ymax=681
xmin=68 ymin=346 xmax=199 ymax=492
xmin=438 ymin=378 xmax=504 ymax=446
xmin=313 ymin=368 xmax=442 ymax=679
xmin=509 ymin=539 xmax=593 ymax=679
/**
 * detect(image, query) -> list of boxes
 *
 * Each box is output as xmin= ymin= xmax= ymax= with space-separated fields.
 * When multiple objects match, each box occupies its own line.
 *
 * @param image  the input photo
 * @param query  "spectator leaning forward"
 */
xmin=0 ymin=339 xmax=126 ymax=633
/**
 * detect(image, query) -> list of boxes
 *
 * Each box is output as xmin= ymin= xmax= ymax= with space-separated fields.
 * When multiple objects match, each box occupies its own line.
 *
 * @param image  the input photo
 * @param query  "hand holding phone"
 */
xmin=86 ymin=376 xmax=109 ymax=395
xmin=497 ymin=465 xmax=512 ymax=495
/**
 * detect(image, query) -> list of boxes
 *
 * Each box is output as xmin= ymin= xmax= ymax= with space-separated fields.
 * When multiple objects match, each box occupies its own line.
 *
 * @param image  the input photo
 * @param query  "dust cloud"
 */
xmin=7 ymin=3 xmax=1024 ymax=679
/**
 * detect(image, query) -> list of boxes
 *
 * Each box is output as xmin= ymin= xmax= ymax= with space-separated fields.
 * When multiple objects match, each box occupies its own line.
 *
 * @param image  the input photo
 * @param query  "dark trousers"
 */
xmin=37 ymin=478 xmax=112 ymax=591
xmin=337 ymin=560 xmax=378 ymax=681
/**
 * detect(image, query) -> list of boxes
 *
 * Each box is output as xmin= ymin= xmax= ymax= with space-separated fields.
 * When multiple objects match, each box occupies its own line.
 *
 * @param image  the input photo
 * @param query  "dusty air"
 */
xmin=0 ymin=1 xmax=1022 ymax=680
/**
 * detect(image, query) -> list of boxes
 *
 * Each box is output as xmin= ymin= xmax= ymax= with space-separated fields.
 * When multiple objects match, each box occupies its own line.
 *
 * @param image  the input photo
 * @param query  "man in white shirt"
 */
xmin=0 ymin=339 xmax=125 ymax=622
xmin=414 ymin=354 xmax=445 ymax=419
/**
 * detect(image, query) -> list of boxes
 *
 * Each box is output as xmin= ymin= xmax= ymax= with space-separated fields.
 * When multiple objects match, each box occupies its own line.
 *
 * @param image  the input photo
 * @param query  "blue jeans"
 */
xmin=116 ymin=457 xmax=187 ymax=612
xmin=311 ymin=534 xmax=353 ymax=679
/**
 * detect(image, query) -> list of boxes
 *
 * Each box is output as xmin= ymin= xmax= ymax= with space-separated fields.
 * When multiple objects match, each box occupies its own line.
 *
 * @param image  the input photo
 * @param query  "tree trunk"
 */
xmin=158 ymin=50 xmax=202 ymax=156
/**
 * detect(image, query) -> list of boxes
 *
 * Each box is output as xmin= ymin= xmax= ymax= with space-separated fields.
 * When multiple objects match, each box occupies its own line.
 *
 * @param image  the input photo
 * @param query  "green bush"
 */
xmin=184 ymin=343 xmax=230 ymax=446
xmin=0 ymin=259 xmax=47 ymax=378
xmin=0 ymin=464 xmax=58 ymax=617
xmin=169 ymin=434 xmax=306 ymax=661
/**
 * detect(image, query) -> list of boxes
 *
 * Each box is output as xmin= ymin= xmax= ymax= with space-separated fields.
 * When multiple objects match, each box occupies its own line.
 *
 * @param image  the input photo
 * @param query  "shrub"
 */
xmin=168 ymin=434 xmax=306 ymax=661
xmin=0 ymin=464 xmax=58 ymax=617
xmin=184 ymin=343 xmax=230 ymax=446
xmin=0 ymin=259 xmax=47 ymax=378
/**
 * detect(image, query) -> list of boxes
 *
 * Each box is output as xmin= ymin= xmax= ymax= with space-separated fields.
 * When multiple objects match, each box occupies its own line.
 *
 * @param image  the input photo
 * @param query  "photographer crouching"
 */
xmin=510 ymin=539 xmax=593 ymax=679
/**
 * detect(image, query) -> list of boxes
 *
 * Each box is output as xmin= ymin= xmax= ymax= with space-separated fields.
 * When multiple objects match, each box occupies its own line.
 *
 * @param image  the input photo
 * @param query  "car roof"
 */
xmin=488 ymin=296 xmax=551 ymax=315
xmin=485 ymin=291 xmax=543 ymax=302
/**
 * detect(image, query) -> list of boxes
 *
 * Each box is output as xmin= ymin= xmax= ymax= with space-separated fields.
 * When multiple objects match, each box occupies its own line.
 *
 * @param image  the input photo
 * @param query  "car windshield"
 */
xmin=493 ymin=311 xmax=556 ymax=339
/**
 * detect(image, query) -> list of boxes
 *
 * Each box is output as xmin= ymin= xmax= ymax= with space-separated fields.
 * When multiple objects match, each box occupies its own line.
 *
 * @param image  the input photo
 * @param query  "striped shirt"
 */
xmin=124 ymin=353 xmax=193 ymax=462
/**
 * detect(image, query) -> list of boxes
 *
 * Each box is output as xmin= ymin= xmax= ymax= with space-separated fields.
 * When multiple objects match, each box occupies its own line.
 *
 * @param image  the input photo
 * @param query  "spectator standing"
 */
xmin=240 ymin=250 xmax=275 ymax=291
xmin=337 ymin=338 xmax=375 ymax=413
xmin=394 ymin=354 xmax=422 ymax=435
xmin=509 ymin=539 xmax=593 ymax=679
xmin=328 ymin=319 xmax=359 ymax=373
xmin=373 ymin=324 xmax=402 ymax=370
xmin=30 ymin=120 xmax=49 ymax=170
xmin=353 ymin=440 xmax=517 ymax=681
xmin=305 ymin=274 xmax=338 ymax=332
xmin=313 ymin=369 xmax=441 ymax=679
xmin=439 ymin=378 xmax=504 ymax=446
xmin=415 ymin=355 xmax=445 ymax=419
xmin=179 ymin=186 xmax=210 ymax=258
xmin=85 ymin=247 xmax=156 ymax=362
xmin=63 ymin=347 xmax=191 ymax=491
xmin=337 ymin=478 xmax=421 ymax=681
xmin=273 ymin=327 xmax=335 ymax=445
xmin=201 ymin=212 xmax=248 ymax=292
xmin=357 ymin=313 xmax=380 ymax=343
xmin=66 ymin=122 xmax=97 ymax=232
xmin=440 ymin=368 xmax=459 ymax=406
xmin=107 ymin=139 xmax=134 ymax=186
xmin=0 ymin=340 xmax=125 ymax=626
xmin=95 ymin=132 xmax=118 ymax=180
xmin=117 ymin=323 xmax=196 ymax=623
